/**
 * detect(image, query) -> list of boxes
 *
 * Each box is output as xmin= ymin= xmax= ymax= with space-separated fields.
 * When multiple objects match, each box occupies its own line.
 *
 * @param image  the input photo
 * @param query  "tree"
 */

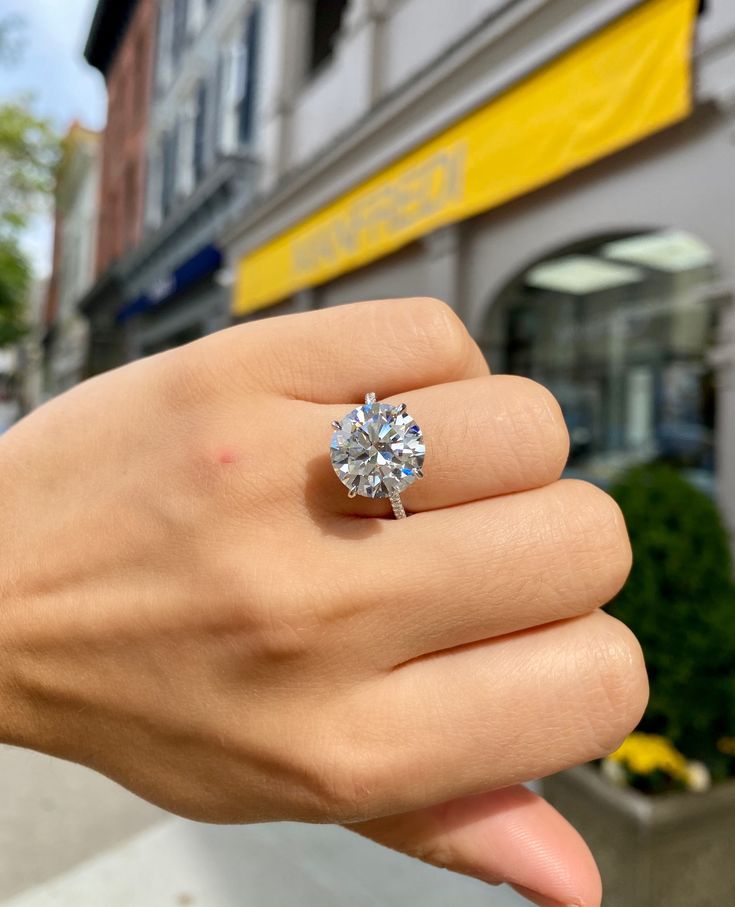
xmin=0 ymin=237 xmax=31 ymax=347
xmin=0 ymin=15 xmax=60 ymax=347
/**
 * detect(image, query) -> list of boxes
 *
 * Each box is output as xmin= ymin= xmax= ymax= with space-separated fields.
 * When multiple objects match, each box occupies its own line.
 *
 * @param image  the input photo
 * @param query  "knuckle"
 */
xmin=394 ymin=297 xmax=476 ymax=379
xmin=159 ymin=338 xmax=218 ymax=408
xmin=503 ymin=376 xmax=571 ymax=478
xmin=561 ymin=479 xmax=633 ymax=604
xmin=308 ymin=740 xmax=391 ymax=823
xmin=207 ymin=558 xmax=322 ymax=663
xmin=533 ymin=381 xmax=571 ymax=474
xmin=250 ymin=591 xmax=322 ymax=664
xmin=583 ymin=615 xmax=649 ymax=755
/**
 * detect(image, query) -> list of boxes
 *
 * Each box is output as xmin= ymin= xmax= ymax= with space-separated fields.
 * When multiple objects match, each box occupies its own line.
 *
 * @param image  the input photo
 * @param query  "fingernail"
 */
xmin=511 ymin=883 xmax=584 ymax=907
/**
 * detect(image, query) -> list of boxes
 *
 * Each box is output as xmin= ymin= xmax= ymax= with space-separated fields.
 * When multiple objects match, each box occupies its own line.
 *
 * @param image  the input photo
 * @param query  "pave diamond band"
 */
xmin=329 ymin=392 xmax=425 ymax=519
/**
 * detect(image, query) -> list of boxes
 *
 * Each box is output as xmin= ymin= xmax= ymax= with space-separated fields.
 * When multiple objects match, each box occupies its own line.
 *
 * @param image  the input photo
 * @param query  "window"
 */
xmin=238 ymin=3 xmax=260 ymax=144
xmin=176 ymin=101 xmax=196 ymax=197
xmin=188 ymin=0 xmax=206 ymax=36
xmin=308 ymin=0 xmax=348 ymax=75
xmin=161 ymin=126 xmax=178 ymax=220
xmin=145 ymin=146 xmax=162 ymax=231
xmin=156 ymin=0 xmax=174 ymax=92
xmin=172 ymin=0 xmax=189 ymax=68
xmin=124 ymin=161 xmax=137 ymax=250
xmin=133 ymin=34 xmax=147 ymax=126
xmin=193 ymin=80 xmax=208 ymax=182
xmin=219 ymin=4 xmax=260 ymax=152
xmin=486 ymin=231 xmax=719 ymax=487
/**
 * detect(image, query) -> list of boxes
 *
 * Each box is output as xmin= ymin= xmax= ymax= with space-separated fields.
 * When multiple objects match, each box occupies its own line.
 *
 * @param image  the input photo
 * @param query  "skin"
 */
xmin=0 ymin=298 xmax=648 ymax=907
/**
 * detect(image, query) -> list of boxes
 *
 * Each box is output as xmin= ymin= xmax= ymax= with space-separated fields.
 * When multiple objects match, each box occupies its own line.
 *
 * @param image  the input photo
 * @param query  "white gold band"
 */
xmin=388 ymin=490 xmax=407 ymax=520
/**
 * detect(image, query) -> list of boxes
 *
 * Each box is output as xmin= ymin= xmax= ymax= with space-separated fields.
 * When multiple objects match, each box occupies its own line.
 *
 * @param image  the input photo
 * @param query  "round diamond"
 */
xmin=330 ymin=401 xmax=425 ymax=499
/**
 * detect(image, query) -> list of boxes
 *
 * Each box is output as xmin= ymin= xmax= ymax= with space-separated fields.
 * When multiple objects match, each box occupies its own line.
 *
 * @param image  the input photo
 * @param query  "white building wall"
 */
xmin=382 ymin=0 xmax=511 ymax=92
xmin=58 ymin=148 xmax=100 ymax=321
xmin=146 ymin=0 xmax=263 ymax=233
xmin=253 ymin=0 xmax=735 ymax=197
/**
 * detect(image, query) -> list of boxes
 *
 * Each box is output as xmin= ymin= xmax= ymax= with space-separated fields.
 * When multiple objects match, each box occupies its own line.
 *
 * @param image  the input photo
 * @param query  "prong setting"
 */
xmin=329 ymin=391 xmax=425 ymax=501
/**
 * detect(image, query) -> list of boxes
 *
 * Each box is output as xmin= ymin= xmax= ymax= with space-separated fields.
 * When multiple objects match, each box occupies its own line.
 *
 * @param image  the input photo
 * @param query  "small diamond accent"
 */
xmin=330 ymin=400 xmax=425 ymax=499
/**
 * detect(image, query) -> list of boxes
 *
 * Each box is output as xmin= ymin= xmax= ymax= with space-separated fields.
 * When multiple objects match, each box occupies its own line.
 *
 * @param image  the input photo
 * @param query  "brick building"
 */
xmin=86 ymin=0 xmax=156 ymax=274
xmin=81 ymin=0 xmax=157 ymax=373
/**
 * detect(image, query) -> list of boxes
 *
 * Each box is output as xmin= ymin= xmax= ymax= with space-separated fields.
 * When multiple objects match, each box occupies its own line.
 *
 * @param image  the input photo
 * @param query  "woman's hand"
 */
xmin=0 ymin=298 xmax=646 ymax=907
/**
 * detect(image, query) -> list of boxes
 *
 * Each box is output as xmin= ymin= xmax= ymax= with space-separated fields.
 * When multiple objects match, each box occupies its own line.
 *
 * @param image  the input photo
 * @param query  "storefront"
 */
xmin=226 ymin=0 xmax=735 ymax=536
xmin=115 ymin=244 xmax=229 ymax=357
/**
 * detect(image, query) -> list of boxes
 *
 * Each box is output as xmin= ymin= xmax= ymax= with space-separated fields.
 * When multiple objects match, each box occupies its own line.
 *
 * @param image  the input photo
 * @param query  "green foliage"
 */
xmin=0 ymin=14 xmax=60 ymax=347
xmin=0 ymin=100 xmax=59 ymax=241
xmin=609 ymin=464 xmax=735 ymax=782
xmin=0 ymin=238 xmax=30 ymax=346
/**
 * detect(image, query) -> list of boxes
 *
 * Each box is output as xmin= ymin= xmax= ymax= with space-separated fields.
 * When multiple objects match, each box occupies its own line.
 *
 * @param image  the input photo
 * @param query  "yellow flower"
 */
xmin=717 ymin=736 xmax=735 ymax=757
xmin=609 ymin=733 xmax=689 ymax=780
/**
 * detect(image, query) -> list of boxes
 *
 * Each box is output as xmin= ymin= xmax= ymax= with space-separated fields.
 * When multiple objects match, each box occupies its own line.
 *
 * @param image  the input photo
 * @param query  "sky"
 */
xmin=1 ymin=0 xmax=106 ymax=278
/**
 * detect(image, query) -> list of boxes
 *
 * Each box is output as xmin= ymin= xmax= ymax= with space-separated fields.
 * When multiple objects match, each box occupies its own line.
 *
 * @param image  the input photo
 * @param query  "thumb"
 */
xmin=346 ymin=784 xmax=601 ymax=907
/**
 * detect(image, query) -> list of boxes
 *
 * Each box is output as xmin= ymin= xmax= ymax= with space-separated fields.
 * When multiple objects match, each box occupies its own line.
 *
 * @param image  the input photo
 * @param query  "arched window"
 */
xmin=485 ymin=230 xmax=718 ymax=488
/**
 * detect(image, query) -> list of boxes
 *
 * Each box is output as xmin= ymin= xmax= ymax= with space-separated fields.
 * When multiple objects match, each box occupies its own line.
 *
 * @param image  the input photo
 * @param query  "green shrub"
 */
xmin=609 ymin=463 xmax=735 ymax=782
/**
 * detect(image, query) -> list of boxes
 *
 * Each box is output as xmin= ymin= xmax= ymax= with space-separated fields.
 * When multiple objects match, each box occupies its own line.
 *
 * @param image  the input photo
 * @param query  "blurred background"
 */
xmin=0 ymin=0 xmax=734 ymax=904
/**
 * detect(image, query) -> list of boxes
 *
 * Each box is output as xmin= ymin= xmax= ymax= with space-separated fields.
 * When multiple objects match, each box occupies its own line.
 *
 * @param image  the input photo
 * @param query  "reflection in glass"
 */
xmin=484 ymin=231 xmax=717 ymax=489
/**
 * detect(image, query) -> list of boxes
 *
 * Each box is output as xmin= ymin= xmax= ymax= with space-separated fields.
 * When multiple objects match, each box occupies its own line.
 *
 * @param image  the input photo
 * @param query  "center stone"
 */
xmin=330 ymin=402 xmax=425 ymax=499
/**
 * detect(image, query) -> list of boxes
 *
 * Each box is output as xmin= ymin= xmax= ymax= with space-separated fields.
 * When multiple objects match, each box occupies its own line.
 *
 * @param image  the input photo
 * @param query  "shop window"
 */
xmin=308 ymin=0 xmax=348 ymax=76
xmin=485 ymin=230 xmax=719 ymax=489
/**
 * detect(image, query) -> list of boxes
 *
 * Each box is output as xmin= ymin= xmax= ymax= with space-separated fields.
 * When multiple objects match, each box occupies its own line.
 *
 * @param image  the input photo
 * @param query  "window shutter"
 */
xmin=239 ymin=2 xmax=261 ymax=145
xmin=172 ymin=0 xmax=189 ymax=67
xmin=220 ymin=41 xmax=238 ymax=154
xmin=211 ymin=51 xmax=225 ymax=159
xmin=193 ymin=80 xmax=208 ymax=183
xmin=161 ymin=123 xmax=179 ymax=219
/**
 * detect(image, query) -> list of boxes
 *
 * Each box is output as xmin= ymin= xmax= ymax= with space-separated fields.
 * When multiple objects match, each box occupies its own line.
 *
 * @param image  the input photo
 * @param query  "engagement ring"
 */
xmin=330 ymin=392 xmax=425 ymax=519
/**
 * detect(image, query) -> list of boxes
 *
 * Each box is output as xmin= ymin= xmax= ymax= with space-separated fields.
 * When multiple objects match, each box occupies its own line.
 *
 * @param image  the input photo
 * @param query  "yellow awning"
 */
xmin=234 ymin=0 xmax=697 ymax=316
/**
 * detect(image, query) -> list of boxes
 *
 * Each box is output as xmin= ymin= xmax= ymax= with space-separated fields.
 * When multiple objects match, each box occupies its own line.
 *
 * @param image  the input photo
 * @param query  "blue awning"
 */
xmin=116 ymin=244 xmax=223 ymax=323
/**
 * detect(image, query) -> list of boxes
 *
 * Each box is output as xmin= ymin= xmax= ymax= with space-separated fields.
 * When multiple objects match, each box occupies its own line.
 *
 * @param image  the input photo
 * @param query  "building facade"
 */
xmin=79 ymin=0 xmax=735 ymax=543
xmin=112 ymin=0 xmax=262 ymax=358
xmin=222 ymin=0 xmax=735 ymax=541
xmin=45 ymin=124 xmax=101 ymax=394
xmin=82 ymin=0 xmax=158 ymax=374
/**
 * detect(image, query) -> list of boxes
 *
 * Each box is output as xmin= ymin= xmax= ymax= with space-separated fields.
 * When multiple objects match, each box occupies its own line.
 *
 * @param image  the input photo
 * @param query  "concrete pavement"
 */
xmin=0 ymin=744 xmax=528 ymax=907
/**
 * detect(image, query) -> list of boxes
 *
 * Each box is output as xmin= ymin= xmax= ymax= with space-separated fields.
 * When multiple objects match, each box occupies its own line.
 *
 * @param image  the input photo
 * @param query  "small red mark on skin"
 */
xmin=217 ymin=449 xmax=240 ymax=465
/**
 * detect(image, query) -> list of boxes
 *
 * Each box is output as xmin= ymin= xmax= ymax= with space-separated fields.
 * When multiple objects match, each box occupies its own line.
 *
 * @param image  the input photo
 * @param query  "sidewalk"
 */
xmin=0 ymin=745 xmax=527 ymax=907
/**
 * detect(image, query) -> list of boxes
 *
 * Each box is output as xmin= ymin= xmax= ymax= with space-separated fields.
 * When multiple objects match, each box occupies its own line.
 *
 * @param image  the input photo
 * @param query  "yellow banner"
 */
xmin=234 ymin=0 xmax=696 ymax=315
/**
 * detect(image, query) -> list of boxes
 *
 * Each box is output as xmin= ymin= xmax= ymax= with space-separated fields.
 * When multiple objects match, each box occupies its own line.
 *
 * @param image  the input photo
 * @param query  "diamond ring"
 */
xmin=330 ymin=392 xmax=426 ymax=519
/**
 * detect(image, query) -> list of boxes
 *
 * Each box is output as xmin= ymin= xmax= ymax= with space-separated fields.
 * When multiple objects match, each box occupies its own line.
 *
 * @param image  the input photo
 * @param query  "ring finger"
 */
xmin=306 ymin=374 xmax=570 ymax=516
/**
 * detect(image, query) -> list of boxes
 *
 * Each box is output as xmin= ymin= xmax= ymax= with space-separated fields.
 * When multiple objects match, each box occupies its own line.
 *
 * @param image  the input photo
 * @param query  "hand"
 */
xmin=0 ymin=298 xmax=646 ymax=907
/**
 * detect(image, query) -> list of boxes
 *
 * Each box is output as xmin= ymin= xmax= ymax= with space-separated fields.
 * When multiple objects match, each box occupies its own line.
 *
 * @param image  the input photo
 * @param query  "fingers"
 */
xmin=222 ymin=297 xmax=490 ymax=402
xmin=315 ymin=374 xmax=569 ymax=515
xmin=351 ymin=785 xmax=602 ymax=907
xmin=357 ymin=611 xmax=648 ymax=818
xmin=354 ymin=480 xmax=632 ymax=665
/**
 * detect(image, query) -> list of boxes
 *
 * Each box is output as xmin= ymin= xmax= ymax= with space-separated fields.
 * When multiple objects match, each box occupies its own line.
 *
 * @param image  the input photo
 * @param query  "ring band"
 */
xmin=329 ymin=392 xmax=426 ymax=519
